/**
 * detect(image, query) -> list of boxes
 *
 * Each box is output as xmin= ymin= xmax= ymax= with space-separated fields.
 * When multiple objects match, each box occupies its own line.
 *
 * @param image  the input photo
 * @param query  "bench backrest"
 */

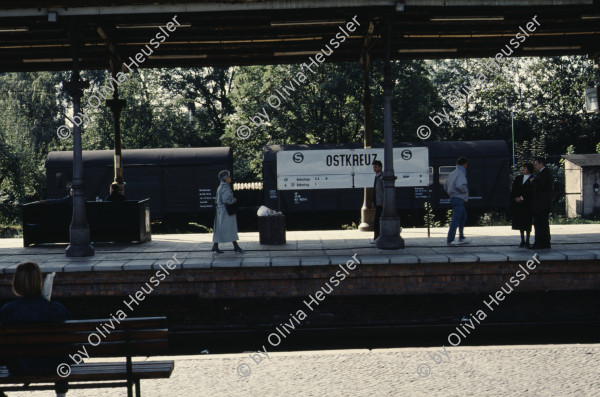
xmin=0 ymin=316 xmax=168 ymax=360
xmin=86 ymin=199 xmax=150 ymax=224
xmin=23 ymin=200 xmax=150 ymax=224
xmin=22 ymin=202 xmax=71 ymax=225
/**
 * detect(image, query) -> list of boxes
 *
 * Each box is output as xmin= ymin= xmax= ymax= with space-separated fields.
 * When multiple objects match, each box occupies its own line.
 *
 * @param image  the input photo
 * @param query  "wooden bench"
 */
xmin=0 ymin=317 xmax=174 ymax=397
xmin=22 ymin=199 xmax=152 ymax=247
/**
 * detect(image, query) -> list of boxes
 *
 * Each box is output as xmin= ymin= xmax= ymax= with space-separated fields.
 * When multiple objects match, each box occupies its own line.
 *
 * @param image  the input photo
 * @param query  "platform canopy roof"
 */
xmin=0 ymin=0 xmax=599 ymax=72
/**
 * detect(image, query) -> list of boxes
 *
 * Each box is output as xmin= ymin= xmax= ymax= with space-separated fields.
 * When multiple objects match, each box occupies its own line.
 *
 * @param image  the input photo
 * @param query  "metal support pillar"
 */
xmin=359 ymin=22 xmax=375 ymax=232
xmin=106 ymin=70 xmax=127 ymax=195
xmin=376 ymin=18 xmax=404 ymax=250
xmin=358 ymin=51 xmax=374 ymax=230
xmin=65 ymin=30 xmax=94 ymax=257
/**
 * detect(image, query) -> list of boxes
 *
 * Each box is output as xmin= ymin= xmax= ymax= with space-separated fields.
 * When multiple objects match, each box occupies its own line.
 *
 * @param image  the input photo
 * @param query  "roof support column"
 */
xmin=376 ymin=16 xmax=404 ymax=250
xmin=359 ymin=22 xmax=375 ymax=232
xmin=65 ymin=29 xmax=94 ymax=257
xmin=106 ymin=69 xmax=127 ymax=196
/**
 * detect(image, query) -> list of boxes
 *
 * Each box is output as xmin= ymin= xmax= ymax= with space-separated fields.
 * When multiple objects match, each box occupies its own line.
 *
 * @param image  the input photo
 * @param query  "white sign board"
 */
xmin=277 ymin=148 xmax=429 ymax=190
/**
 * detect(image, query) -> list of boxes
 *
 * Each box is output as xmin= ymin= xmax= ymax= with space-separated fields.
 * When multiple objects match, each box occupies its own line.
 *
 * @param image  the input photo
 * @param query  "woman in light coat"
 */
xmin=212 ymin=170 xmax=244 ymax=253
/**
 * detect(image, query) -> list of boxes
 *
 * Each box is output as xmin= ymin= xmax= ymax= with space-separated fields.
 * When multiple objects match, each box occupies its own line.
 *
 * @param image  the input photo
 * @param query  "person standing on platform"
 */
xmin=104 ymin=182 xmax=126 ymax=201
xmin=530 ymin=157 xmax=553 ymax=249
xmin=212 ymin=170 xmax=244 ymax=254
xmin=511 ymin=162 xmax=534 ymax=248
xmin=371 ymin=160 xmax=384 ymax=244
xmin=444 ymin=156 xmax=471 ymax=246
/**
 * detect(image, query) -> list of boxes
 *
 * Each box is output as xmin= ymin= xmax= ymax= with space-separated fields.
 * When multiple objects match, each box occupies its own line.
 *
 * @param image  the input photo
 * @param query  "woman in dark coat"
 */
xmin=511 ymin=162 xmax=534 ymax=247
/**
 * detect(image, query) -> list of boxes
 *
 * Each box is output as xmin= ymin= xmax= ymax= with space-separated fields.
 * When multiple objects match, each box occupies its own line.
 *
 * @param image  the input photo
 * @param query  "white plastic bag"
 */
xmin=257 ymin=205 xmax=270 ymax=216
xmin=257 ymin=205 xmax=281 ymax=216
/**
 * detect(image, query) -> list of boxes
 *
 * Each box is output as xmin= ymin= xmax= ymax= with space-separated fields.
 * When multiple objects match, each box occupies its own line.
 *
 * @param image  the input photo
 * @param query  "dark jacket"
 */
xmin=104 ymin=191 xmax=126 ymax=201
xmin=511 ymin=174 xmax=533 ymax=230
xmin=373 ymin=171 xmax=384 ymax=206
xmin=531 ymin=167 xmax=554 ymax=212
xmin=0 ymin=296 xmax=70 ymax=375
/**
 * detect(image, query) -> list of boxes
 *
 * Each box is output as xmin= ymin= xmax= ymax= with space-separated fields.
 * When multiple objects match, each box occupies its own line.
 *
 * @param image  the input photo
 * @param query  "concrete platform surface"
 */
xmin=5 ymin=344 xmax=600 ymax=397
xmin=0 ymin=225 xmax=599 ymax=272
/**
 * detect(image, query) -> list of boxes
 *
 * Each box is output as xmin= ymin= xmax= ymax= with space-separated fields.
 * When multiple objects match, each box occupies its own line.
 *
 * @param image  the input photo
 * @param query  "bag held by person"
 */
xmin=225 ymin=202 xmax=237 ymax=215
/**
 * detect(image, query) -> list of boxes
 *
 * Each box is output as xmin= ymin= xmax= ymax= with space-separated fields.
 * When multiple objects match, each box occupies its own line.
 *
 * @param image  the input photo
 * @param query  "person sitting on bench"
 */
xmin=104 ymin=182 xmax=126 ymax=201
xmin=0 ymin=262 xmax=70 ymax=377
xmin=39 ymin=187 xmax=73 ymax=205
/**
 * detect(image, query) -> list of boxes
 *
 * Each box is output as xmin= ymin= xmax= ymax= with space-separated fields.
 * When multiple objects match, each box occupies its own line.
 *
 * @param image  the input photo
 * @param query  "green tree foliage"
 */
xmin=221 ymin=62 xmax=367 ymax=180
xmin=372 ymin=60 xmax=444 ymax=142
xmin=159 ymin=67 xmax=235 ymax=147
xmin=518 ymin=56 xmax=599 ymax=155
xmin=0 ymin=55 xmax=599 ymax=225
xmin=514 ymin=133 xmax=548 ymax=171
xmin=0 ymin=71 xmax=66 ymax=222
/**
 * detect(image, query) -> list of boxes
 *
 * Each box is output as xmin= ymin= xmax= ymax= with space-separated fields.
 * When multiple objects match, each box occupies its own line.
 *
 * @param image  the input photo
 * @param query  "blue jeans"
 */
xmin=447 ymin=197 xmax=467 ymax=243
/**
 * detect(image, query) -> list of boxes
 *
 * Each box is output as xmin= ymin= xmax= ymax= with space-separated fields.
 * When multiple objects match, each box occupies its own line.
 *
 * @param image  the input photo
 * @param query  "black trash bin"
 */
xmin=258 ymin=215 xmax=286 ymax=245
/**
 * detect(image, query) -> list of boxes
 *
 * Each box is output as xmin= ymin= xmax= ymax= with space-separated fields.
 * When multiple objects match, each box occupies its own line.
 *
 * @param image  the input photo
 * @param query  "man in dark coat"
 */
xmin=371 ymin=160 xmax=384 ymax=243
xmin=511 ymin=162 xmax=534 ymax=247
xmin=529 ymin=157 xmax=553 ymax=249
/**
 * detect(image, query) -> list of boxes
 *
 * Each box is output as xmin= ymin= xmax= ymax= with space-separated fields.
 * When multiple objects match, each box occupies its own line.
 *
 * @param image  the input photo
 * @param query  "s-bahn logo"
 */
xmin=293 ymin=152 xmax=304 ymax=163
xmin=401 ymin=149 xmax=412 ymax=160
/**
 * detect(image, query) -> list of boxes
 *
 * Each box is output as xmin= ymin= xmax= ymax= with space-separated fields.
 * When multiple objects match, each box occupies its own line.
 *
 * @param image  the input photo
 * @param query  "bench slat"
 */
xmin=0 ymin=361 xmax=174 ymax=384
xmin=0 ymin=340 xmax=170 ymax=359
xmin=0 ymin=329 xmax=168 ymax=346
xmin=0 ymin=317 xmax=167 ymax=334
xmin=0 ymin=316 xmax=173 ymax=395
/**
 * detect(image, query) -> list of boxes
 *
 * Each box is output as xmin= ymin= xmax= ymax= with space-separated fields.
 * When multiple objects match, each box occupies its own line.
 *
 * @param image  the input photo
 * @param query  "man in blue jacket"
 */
xmin=444 ymin=157 xmax=472 ymax=246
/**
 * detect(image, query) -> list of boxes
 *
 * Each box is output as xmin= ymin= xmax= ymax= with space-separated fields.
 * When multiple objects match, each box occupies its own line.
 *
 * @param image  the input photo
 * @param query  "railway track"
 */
xmin=169 ymin=320 xmax=600 ymax=355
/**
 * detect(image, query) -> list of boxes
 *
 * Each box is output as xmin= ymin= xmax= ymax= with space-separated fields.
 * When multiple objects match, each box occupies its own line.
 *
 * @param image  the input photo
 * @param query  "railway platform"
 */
xmin=6 ymin=343 xmax=600 ymax=397
xmin=1 ymin=225 xmax=598 ymax=384
xmin=0 ymin=224 xmax=599 ymax=299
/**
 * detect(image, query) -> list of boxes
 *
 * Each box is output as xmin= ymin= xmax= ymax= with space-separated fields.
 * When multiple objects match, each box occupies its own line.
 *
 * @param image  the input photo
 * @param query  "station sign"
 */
xmin=277 ymin=147 xmax=429 ymax=190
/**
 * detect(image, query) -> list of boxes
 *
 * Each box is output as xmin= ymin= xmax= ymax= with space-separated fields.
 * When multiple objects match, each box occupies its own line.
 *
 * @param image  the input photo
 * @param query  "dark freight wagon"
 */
xmin=45 ymin=147 xmax=233 ymax=221
xmin=263 ymin=140 xmax=510 ymax=224
xmin=44 ymin=142 xmax=509 ymax=231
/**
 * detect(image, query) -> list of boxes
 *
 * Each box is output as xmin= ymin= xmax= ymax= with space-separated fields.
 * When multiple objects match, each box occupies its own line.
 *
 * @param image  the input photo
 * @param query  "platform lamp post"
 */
xmin=65 ymin=30 xmax=94 ymax=257
xmin=106 ymin=69 xmax=127 ymax=195
xmin=511 ymin=111 xmax=516 ymax=169
xmin=376 ymin=16 xmax=404 ymax=250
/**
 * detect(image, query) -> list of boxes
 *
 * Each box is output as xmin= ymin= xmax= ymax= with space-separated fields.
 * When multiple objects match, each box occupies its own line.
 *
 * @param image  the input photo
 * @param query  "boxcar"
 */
xmin=45 ymin=147 xmax=232 ymax=221
xmin=263 ymin=140 xmax=510 ymax=215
